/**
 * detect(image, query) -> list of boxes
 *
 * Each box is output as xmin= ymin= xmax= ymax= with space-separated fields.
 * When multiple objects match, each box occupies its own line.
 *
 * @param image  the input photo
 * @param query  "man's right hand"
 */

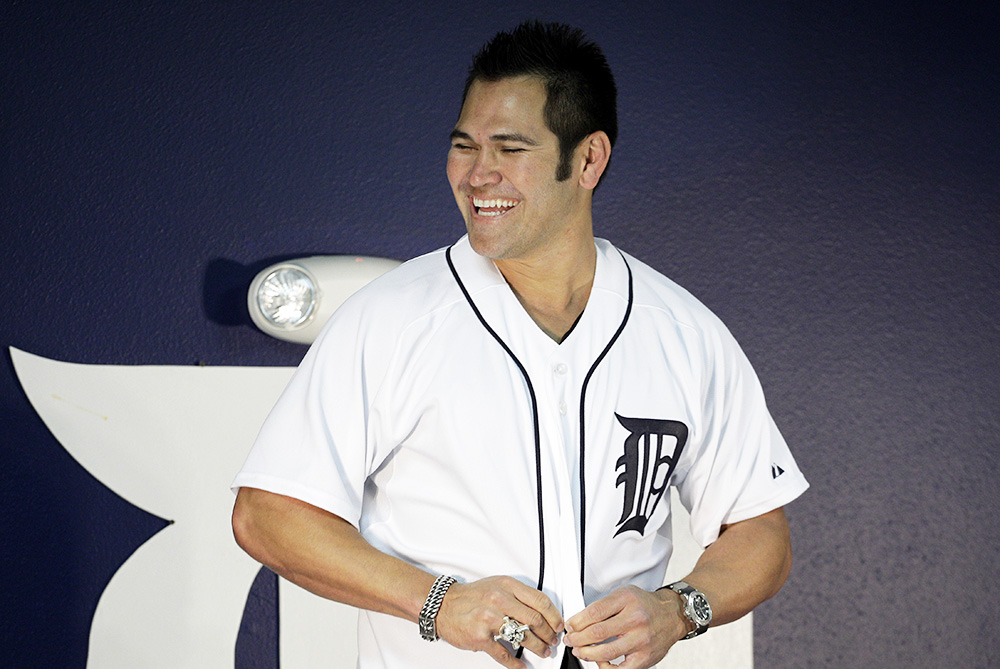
xmin=435 ymin=575 xmax=564 ymax=668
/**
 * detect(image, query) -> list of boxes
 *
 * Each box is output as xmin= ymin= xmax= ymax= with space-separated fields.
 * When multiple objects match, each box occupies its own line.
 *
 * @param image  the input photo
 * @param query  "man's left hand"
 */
xmin=562 ymin=585 xmax=686 ymax=669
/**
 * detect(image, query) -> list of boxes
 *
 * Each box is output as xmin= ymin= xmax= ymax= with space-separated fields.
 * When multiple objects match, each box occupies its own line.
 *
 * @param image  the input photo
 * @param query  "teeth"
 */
xmin=473 ymin=198 xmax=518 ymax=209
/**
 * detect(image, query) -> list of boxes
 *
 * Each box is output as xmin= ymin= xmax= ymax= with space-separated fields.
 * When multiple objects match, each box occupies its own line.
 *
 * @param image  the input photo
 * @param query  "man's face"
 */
xmin=447 ymin=76 xmax=586 ymax=263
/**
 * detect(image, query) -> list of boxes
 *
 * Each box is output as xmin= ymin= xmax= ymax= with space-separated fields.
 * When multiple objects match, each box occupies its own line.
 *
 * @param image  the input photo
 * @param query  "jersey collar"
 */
xmin=447 ymin=234 xmax=632 ymax=351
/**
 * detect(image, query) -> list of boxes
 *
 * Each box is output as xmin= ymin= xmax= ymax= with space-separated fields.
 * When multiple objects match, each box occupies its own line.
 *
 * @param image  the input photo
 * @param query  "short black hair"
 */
xmin=463 ymin=21 xmax=617 ymax=182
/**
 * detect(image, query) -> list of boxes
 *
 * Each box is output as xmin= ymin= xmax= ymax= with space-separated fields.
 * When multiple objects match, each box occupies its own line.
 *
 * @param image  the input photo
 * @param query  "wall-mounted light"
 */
xmin=248 ymin=256 xmax=400 ymax=344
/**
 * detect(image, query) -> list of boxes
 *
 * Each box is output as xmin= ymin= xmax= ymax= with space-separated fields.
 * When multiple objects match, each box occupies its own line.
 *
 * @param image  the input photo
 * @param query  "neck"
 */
xmin=495 ymin=235 xmax=597 ymax=343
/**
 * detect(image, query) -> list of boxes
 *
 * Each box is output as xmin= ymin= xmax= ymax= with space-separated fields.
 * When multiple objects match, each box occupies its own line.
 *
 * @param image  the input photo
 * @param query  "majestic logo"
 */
xmin=613 ymin=413 xmax=689 ymax=537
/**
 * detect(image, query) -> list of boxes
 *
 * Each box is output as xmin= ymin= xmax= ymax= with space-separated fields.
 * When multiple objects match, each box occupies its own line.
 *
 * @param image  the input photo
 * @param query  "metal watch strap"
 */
xmin=659 ymin=581 xmax=711 ymax=640
xmin=418 ymin=575 xmax=456 ymax=641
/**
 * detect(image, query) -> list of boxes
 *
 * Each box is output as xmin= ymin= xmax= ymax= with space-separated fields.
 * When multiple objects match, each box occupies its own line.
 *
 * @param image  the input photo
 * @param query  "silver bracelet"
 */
xmin=418 ymin=575 xmax=457 ymax=641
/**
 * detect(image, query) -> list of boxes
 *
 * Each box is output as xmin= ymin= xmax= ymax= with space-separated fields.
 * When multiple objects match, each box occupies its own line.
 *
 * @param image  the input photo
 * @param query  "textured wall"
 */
xmin=2 ymin=1 xmax=998 ymax=667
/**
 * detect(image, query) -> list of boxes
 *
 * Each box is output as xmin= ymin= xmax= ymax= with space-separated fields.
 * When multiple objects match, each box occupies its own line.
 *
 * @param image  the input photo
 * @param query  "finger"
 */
xmin=565 ymin=625 xmax=620 ymax=651
xmin=506 ymin=578 xmax=563 ymax=619
xmin=502 ymin=604 xmax=560 ymax=648
xmin=484 ymin=639 xmax=526 ymax=669
xmin=498 ymin=584 xmax=561 ymax=647
xmin=510 ymin=581 xmax=565 ymax=636
xmin=572 ymin=629 xmax=660 ymax=669
xmin=596 ymin=649 xmax=655 ymax=669
xmin=489 ymin=611 xmax=556 ymax=659
xmin=564 ymin=606 xmax=625 ymax=649
xmin=566 ymin=591 xmax=627 ymax=636
xmin=570 ymin=636 xmax=627 ymax=665
xmin=510 ymin=629 xmax=554 ymax=660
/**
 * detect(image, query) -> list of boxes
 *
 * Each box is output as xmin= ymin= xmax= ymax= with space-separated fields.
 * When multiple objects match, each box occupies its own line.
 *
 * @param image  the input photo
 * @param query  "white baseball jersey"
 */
xmin=233 ymin=235 xmax=808 ymax=668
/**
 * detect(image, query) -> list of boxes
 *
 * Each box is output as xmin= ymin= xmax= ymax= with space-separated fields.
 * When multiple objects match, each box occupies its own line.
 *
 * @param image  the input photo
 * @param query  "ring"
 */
xmin=493 ymin=616 xmax=530 ymax=650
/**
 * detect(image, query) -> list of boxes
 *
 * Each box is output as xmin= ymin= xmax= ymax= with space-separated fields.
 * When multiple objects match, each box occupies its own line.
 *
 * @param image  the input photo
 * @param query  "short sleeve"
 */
xmin=231 ymin=295 xmax=397 ymax=528
xmin=673 ymin=320 xmax=808 ymax=547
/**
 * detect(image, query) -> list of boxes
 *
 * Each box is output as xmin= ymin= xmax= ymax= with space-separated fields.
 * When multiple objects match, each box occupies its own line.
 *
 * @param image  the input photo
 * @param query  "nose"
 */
xmin=468 ymin=150 xmax=501 ymax=188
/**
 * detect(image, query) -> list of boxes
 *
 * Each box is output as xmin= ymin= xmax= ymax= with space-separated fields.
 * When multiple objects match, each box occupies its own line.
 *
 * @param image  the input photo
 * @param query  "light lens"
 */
xmin=256 ymin=267 xmax=317 ymax=328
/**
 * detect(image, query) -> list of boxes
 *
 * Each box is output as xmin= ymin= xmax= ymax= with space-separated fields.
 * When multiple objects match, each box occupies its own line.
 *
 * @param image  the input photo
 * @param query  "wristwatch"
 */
xmin=418 ymin=575 xmax=456 ymax=641
xmin=663 ymin=581 xmax=712 ymax=639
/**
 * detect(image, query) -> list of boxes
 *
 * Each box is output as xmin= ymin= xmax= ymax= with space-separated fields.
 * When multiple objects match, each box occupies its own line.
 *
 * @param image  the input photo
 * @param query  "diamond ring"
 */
xmin=494 ymin=616 xmax=530 ymax=650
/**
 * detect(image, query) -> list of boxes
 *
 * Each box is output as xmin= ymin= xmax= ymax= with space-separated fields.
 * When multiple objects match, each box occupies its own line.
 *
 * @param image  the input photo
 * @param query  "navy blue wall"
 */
xmin=2 ymin=1 xmax=998 ymax=666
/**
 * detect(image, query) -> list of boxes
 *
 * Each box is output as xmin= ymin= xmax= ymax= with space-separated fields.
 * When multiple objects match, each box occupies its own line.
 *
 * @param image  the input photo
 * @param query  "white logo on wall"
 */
xmin=11 ymin=347 xmax=749 ymax=668
xmin=11 ymin=348 xmax=357 ymax=669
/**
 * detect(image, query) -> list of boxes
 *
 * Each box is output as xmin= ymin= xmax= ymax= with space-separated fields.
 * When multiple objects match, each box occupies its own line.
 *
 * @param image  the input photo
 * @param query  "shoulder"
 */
xmin=300 ymin=242 xmax=477 ymax=372
xmin=331 ymin=245 xmax=463 ymax=327
xmin=607 ymin=244 xmax=766 ymax=391
xmin=607 ymin=242 xmax=729 ymax=337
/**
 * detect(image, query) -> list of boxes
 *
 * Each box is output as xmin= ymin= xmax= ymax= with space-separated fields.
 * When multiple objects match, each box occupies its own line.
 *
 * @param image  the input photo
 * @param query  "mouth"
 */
xmin=472 ymin=197 xmax=519 ymax=218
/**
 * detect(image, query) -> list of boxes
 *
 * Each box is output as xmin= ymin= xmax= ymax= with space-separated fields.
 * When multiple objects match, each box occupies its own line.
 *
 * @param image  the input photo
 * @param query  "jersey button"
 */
xmin=554 ymin=363 xmax=568 ymax=375
xmin=559 ymin=401 xmax=568 ymax=415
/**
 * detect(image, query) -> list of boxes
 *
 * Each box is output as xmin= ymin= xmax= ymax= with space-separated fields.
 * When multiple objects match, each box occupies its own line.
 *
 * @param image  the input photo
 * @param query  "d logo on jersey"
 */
xmin=613 ymin=414 xmax=689 ymax=537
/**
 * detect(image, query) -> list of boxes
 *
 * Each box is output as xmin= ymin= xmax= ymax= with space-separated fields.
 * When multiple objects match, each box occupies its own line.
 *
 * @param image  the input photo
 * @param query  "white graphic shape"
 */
xmin=11 ymin=348 xmax=359 ymax=668
xmin=12 ymin=347 xmax=749 ymax=668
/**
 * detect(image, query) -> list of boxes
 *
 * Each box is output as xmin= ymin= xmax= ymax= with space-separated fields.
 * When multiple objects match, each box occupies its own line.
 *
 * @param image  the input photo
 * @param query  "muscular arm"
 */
xmin=231 ymin=487 xmax=563 ymax=668
xmin=232 ymin=486 xmax=433 ymax=620
xmin=682 ymin=506 xmax=792 ymax=627
xmin=564 ymin=507 xmax=792 ymax=669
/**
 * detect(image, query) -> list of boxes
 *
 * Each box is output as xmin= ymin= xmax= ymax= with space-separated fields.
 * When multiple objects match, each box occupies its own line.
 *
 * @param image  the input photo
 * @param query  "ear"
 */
xmin=578 ymin=131 xmax=612 ymax=190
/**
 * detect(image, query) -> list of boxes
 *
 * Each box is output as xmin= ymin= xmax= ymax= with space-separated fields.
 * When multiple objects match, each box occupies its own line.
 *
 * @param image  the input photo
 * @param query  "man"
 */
xmin=232 ymin=21 xmax=807 ymax=669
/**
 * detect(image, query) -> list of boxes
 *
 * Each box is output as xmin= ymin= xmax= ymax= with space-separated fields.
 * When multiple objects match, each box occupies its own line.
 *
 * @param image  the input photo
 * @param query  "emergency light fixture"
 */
xmin=248 ymin=255 xmax=400 ymax=344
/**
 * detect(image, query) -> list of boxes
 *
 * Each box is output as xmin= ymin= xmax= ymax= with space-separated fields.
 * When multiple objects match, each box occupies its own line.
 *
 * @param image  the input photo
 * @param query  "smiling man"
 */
xmin=447 ymin=73 xmax=604 ymax=342
xmin=232 ymin=22 xmax=807 ymax=669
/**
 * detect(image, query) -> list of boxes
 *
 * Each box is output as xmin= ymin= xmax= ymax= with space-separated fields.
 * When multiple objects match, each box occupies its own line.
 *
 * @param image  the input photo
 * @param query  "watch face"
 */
xmin=690 ymin=594 xmax=712 ymax=625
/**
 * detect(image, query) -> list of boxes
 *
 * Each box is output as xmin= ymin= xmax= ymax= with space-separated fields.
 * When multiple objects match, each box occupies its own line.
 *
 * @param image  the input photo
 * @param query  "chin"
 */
xmin=467 ymin=228 xmax=511 ymax=261
xmin=467 ymin=232 xmax=500 ymax=259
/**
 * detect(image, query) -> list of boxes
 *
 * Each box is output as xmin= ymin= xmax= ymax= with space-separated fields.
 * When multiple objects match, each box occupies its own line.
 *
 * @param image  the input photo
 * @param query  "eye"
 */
xmin=451 ymin=143 xmax=475 ymax=151
xmin=501 ymin=148 xmax=526 ymax=154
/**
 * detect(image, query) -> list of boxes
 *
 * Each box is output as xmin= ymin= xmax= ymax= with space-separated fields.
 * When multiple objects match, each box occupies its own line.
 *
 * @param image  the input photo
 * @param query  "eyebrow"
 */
xmin=450 ymin=129 xmax=540 ymax=146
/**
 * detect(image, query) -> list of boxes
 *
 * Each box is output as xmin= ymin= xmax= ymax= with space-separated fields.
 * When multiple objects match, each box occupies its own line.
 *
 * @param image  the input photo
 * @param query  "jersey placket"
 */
xmin=533 ymin=347 xmax=588 ymax=620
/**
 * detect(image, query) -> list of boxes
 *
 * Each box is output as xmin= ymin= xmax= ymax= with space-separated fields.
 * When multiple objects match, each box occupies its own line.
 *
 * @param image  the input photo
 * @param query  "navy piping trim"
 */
xmin=445 ymin=245 xmax=546 ymax=595
xmin=578 ymin=251 xmax=634 ymax=588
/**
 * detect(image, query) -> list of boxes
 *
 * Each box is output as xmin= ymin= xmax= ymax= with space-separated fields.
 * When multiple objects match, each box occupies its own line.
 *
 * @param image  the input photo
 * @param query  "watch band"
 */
xmin=660 ymin=581 xmax=712 ymax=640
xmin=418 ymin=575 xmax=457 ymax=641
